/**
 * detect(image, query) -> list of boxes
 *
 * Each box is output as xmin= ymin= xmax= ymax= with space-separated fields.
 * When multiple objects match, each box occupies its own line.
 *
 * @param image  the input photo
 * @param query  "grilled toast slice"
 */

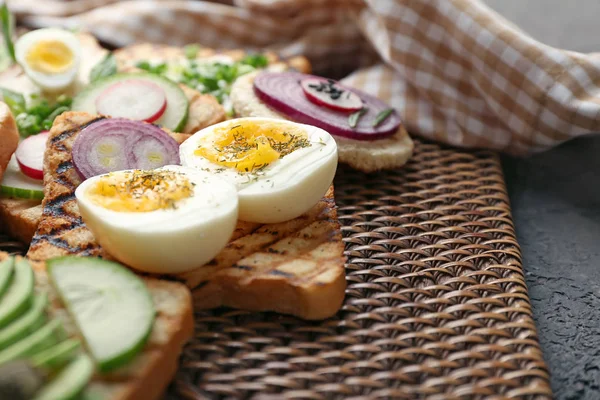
xmin=0 ymin=251 xmax=194 ymax=400
xmin=28 ymin=111 xmax=346 ymax=320
xmin=179 ymin=188 xmax=346 ymax=320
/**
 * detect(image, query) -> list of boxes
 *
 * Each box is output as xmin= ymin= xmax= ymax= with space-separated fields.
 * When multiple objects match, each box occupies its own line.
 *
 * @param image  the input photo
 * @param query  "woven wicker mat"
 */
xmin=0 ymin=138 xmax=552 ymax=399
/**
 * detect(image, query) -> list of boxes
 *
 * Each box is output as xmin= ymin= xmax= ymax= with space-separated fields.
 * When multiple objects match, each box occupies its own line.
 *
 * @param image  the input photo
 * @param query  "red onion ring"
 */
xmin=253 ymin=72 xmax=401 ymax=140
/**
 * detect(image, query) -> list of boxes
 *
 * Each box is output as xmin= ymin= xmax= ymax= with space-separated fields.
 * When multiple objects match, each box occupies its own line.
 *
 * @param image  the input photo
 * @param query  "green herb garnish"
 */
xmin=133 ymin=53 xmax=270 ymax=109
xmin=373 ymin=108 xmax=393 ymax=127
xmin=348 ymin=107 xmax=368 ymax=128
xmin=240 ymin=54 xmax=268 ymax=69
xmin=1 ymin=88 xmax=72 ymax=136
xmin=184 ymin=44 xmax=200 ymax=60
xmin=89 ymin=53 xmax=117 ymax=83
xmin=0 ymin=3 xmax=15 ymax=63
xmin=135 ymin=60 xmax=168 ymax=75
xmin=0 ymin=87 xmax=25 ymax=115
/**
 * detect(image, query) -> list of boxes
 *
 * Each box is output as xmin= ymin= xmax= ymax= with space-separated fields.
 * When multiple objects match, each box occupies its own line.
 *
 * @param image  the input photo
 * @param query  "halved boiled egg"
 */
xmin=180 ymin=117 xmax=338 ymax=224
xmin=15 ymin=28 xmax=81 ymax=92
xmin=75 ymin=166 xmax=239 ymax=274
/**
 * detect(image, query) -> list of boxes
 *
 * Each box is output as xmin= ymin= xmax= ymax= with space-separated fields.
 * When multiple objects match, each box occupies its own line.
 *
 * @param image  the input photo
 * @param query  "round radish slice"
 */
xmin=15 ymin=131 xmax=50 ymax=181
xmin=95 ymin=79 xmax=167 ymax=123
xmin=72 ymin=118 xmax=180 ymax=180
xmin=301 ymin=78 xmax=362 ymax=112
xmin=254 ymin=72 xmax=401 ymax=141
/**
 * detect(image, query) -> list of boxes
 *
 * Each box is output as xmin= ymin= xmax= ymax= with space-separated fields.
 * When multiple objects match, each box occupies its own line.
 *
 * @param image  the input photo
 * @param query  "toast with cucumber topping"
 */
xmin=0 ymin=252 xmax=193 ymax=400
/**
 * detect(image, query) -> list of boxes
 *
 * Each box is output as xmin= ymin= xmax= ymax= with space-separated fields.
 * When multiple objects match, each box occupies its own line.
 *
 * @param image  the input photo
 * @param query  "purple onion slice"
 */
xmin=253 ymin=72 xmax=401 ymax=140
xmin=72 ymin=118 xmax=180 ymax=180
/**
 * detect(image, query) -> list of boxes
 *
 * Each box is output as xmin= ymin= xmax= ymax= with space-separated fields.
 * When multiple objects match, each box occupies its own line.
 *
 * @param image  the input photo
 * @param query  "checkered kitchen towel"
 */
xmin=11 ymin=0 xmax=600 ymax=154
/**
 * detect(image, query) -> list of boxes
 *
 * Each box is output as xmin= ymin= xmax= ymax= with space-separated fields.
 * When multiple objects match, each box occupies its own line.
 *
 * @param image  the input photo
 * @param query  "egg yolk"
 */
xmin=194 ymin=121 xmax=310 ymax=173
xmin=87 ymin=170 xmax=194 ymax=212
xmin=25 ymin=40 xmax=74 ymax=74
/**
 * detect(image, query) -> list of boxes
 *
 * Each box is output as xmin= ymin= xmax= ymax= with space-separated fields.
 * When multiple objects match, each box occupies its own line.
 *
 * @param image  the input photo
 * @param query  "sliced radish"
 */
xmin=15 ymin=131 xmax=50 ymax=181
xmin=301 ymin=78 xmax=362 ymax=112
xmin=1 ymin=156 xmax=44 ymax=200
xmin=95 ymin=79 xmax=167 ymax=123
xmin=72 ymin=118 xmax=180 ymax=180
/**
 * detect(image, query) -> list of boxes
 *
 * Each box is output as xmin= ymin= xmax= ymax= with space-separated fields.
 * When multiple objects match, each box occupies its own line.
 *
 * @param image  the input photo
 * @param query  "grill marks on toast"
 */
xmin=28 ymin=114 xmax=106 ymax=260
xmin=180 ymin=190 xmax=347 ymax=320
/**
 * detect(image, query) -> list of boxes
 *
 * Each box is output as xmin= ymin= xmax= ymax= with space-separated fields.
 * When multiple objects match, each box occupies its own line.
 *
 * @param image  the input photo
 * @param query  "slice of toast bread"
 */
xmin=0 ymin=198 xmax=41 ymax=243
xmin=27 ymin=111 xmax=346 ymax=320
xmin=178 ymin=187 xmax=346 ymax=320
xmin=0 ymin=251 xmax=194 ymax=400
xmin=230 ymin=71 xmax=414 ymax=173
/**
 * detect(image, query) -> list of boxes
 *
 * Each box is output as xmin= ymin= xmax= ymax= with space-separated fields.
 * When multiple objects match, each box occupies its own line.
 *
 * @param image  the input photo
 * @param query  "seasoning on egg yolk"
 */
xmin=194 ymin=121 xmax=311 ymax=173
xmin=25 ymin=40 xmax=74 ymax=74
xmin=86 ymin=170 xmax=194 ymax=212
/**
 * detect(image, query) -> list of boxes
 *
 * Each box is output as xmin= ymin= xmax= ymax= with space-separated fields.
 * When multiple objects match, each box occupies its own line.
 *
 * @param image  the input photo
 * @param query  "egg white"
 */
xmin=180 ymin=117 xmax=338 ymax=224
xmin=75 ymin=165 xmax=239 ymax=274
xmin=15 ymin=28 xmax=81 ymax=92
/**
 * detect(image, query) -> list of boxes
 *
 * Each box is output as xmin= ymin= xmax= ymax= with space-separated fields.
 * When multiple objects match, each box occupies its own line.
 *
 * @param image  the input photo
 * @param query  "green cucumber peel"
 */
xmin=0 ymin=293 xmax=47 ymax=349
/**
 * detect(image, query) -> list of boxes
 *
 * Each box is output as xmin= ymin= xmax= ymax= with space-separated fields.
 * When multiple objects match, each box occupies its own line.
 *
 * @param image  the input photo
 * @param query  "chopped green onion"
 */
xmin=1 ymin=87 xmax=71 ymax=136
xmin=373 ymin=108 xmax=394 ymax=127
xmin=0 ymin=87 xmax=25 ymax=115
xmin=16 ymin=113 xmax=42 ymax=137
xmin=89 ymin=53 xmax=117 ymax=83
xmin=0 ymin=3 xmax=15 ymax=63
xmin=348 ymin=107 xmax=368 ymax=128
xmin=135 ymin=60 xmax=167 ymax=75
xmin=240 ymin=54 xmax=268 ymax=69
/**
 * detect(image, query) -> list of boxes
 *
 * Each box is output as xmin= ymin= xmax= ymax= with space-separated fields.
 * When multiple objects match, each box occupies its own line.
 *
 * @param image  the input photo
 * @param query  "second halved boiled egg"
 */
xmin=15 ymin=28 xmax=81 ymax=92
xmin=180 ymin=117 xmax=338 ymax=224
xmin=75 ymin=165 xmax=239 ymax=274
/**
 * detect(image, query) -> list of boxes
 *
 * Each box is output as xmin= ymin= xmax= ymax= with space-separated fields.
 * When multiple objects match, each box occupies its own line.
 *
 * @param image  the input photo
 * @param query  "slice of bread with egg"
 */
xmin=231 ymin=71 xmax=414 ymax=173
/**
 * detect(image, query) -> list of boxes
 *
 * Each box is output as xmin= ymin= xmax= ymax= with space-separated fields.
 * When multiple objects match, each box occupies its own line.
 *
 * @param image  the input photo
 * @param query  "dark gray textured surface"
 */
xmin=479 ymin=2 xmax=600 ymax=398
xmin=502 ymin=136 xmax=600 ymax=400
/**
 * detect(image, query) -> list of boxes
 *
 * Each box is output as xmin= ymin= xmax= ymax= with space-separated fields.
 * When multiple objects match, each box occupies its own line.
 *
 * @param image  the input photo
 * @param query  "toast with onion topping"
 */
xmin=0 ymin=251 xmax=194 ymax=400
xmin=27 ymin=111 xmax=346 ymax=320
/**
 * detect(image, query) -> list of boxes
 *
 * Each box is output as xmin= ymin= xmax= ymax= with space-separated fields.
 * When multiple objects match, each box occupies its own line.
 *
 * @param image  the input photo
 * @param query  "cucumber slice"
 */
xmin=0 ymin=319 xmax=60 ymax=365
xmin=0 ymin=156 xmax=44 ymax=200
xmin=0 ymin=258 xmax=34 ymax=328
xmin=32 ymin=353 xmax=94 ymax=400
xmin=0 ymin=256 xmax=14 ymax=299
xmin=31 ymin=338 xmax=80 ymax=370
xmin=72 ymin=72 xmax=189 ymax=132
xmin=47 ymin=257 xmax=155 ymax=372
xmin=0 ymin=293 xmax=47 ymax=349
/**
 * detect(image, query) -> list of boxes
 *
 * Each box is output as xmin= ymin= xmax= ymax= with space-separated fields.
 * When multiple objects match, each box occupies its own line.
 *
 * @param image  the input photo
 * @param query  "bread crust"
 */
xmin=0 ymin=102 xmax=19 ymax=181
